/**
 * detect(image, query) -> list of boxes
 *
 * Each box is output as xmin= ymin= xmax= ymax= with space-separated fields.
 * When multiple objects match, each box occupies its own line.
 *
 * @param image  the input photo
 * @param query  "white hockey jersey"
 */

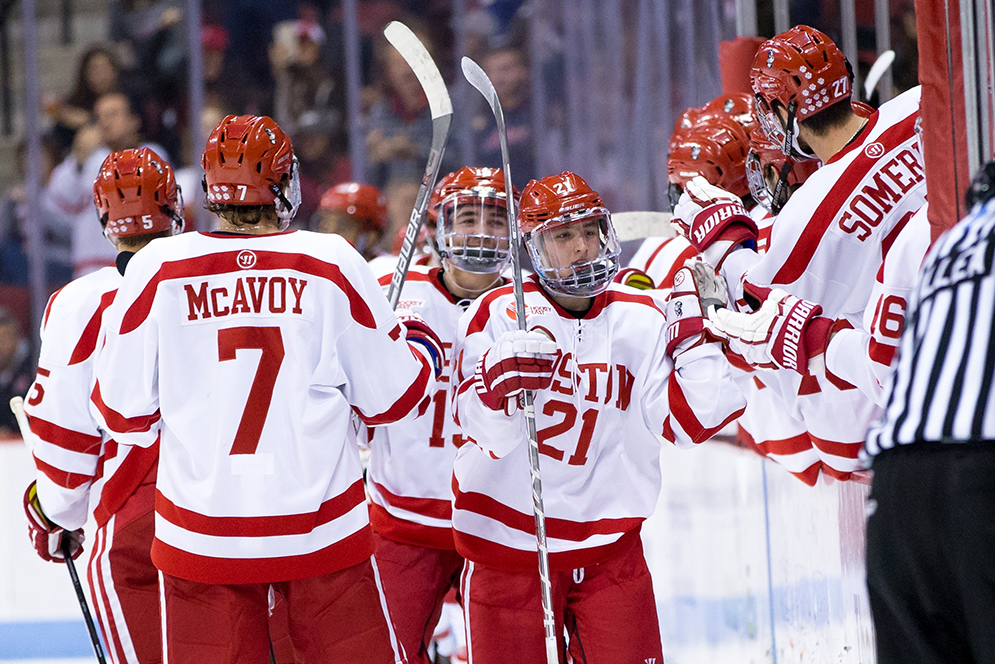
xmin=92 ymin=230 xmax=435 ymax=584
xmin=627 ymin=236 xmax=698 ymax=293
xmin=367 ymin=266 xmax=497 ymax=550
xmin=825 ymin=203 xmax=931 ymax=405
xmin=26 ymin=267 xmax=158 ymax=531
xmin=450 ymin=277 xmax=745 ymax=571
xmin=724 ymin=86 xmax=925 ymax=321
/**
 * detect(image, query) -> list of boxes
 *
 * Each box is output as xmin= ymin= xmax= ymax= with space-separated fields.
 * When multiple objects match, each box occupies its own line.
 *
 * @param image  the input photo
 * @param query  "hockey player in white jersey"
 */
xmin=367 ymin=166 xmax=515 ymax=664
xmin=23 ymin=147 xmax=183 ymax=663
xmin=673 ymin=25 xmax=926 ymax=481
xmin=450 ymin=171 xmax=745 ymax=663
xmin=91 ymin=115 xmax=443 ymax=664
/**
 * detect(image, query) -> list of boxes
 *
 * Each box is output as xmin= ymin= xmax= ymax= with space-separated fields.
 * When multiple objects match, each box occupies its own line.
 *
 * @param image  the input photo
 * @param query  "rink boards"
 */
xmin=0 ymin=436 xmax=875 ymax=664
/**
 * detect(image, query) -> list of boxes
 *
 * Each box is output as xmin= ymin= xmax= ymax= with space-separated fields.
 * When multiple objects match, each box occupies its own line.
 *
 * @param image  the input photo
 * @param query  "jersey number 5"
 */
xmin=218 ymin=327 xmax=285 ymax=455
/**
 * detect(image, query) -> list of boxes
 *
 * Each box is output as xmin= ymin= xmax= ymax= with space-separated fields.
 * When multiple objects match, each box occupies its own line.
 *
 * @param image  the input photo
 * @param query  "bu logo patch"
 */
xmin=236 ymin=250 xmax=257 ymax=269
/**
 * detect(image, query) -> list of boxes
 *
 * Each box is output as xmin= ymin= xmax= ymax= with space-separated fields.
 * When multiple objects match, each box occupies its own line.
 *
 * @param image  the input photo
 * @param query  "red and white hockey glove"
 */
xmin=672 ymin=176 xmax=758 ymax=269
xmin=708 ymin=288 xmax=832 ymax=374
xmin=666 ymin=261 xmax=727 ymax=358
xmin=475 ymin=330 xmax=561 ymax=410
xmin=613 ymin=267 xmax=656 ymax=291
xmin=23 ymin=481 xmax=84 ymax=562
xmin=399 ymin=312 xmax=446 ymax=378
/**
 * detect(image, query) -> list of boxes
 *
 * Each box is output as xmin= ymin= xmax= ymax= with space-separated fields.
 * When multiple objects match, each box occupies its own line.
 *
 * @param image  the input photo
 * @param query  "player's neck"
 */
xmin=548 ymin=290 xmax=593 ymax=315
xmin=440 ymin=265 xmax=501 ymax=300
xmin=804 ymin=113 xmax=868 ymax=163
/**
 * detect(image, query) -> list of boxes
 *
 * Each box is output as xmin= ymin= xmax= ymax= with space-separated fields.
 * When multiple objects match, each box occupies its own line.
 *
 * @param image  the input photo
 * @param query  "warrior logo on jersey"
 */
xmin=237 ymin=250 xmax=257 ymax=269
xmin=864 ymin=142 xmax=885 ymax=159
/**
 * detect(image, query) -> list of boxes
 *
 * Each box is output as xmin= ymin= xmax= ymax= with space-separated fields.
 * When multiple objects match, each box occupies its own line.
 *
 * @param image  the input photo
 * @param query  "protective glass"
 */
xmin=526 ymin=209 xmax=621 ymax=297
xmin=436 ymin=192 xmax=512 ymax=273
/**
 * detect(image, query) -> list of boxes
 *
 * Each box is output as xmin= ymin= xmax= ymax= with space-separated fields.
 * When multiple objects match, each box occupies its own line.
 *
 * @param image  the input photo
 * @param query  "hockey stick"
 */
xmin=383 ymin=21 xmax=453 ymax=309
xmin=863 ymin=50 xmax=895 ymax=102
xmin=612 ymin=211 xmax=675 ymax=242
xmin=10 ymin=396 xmax=108 ymax=664
xmin=461 ymin=56 xmax=558 ymax=664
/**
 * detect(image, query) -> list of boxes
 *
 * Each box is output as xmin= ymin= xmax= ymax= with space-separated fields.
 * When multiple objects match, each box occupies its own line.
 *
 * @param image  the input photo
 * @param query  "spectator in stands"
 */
xmin=294 ymin=109 xmax=349 ymax=228
xmin=365 ymin=20 xmax=438 ymax=189
xmin=0 ymin=135 xmax=73 ymax=288
xmin=0 ymin=306 xmax=33 ymax=435
xmin=270 ymin=8 xmax=340 ymax=136
xmin=47 ymin=92 xmax=169 ymax=277
xmin=473 ymin=45 xmax=535 ymax=189
xmin=49 ymin=45 xmax=124 ymax=161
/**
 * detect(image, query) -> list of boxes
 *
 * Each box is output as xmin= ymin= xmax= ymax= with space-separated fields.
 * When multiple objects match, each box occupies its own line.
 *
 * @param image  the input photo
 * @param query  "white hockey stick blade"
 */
xmin=461 ymin=57 xmax=501 ymax=119
xmin=383 ymin=21 xmax=453 ymax=309
xmin=864 ymin=50 xmax=895 ymax=100
xmin=10 ymin=395 xmax=35 ymax=452
xmin=612 ymin=211 xmax=675 ymax=242
xmin=384 ymin=22 xmax=452 ymax=120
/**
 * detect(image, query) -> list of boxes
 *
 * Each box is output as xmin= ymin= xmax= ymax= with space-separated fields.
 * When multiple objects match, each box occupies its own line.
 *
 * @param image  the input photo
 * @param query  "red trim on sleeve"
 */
xmin=665 ymin=378 xmax=745 ymax=444
xmin=91 ymin=381 xmax=161 ymax=434
xmin=868 ymin=338 xmax=898 ymax=366
xmin=120 ymin=252 xmax=378 ymax=334
xmin=155 ymin=480 xmax=366 ymax=538
xmin=30 ymin=416 xmax=102 ymax=454
xmin=881 ymin=209 xmax=915 ymax=260
xmin=357 ymin=350 xmax=433 ymax=426
xmin=33 ymin=456 xmax=93 ymax=489
xmin=69 ymin=290 xmax=117 ymax=365
xmin=771 ymin=112 xmax=919 ymax=286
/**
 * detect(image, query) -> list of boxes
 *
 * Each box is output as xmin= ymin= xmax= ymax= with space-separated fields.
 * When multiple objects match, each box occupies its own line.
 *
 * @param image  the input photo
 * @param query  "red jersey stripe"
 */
xmin=33 ymin=456 xmax=93 ymax=489
xmin=770 ymin=112 xmax=919 ymax=286
xmin=357 ymin=351 xmax=433 ymax=425
xmin=155 ymin=479 xmax=366 ymax=538
xmin=369 ymin=503 xmax=455 ymax=550
xmin=151 ymin=525 xmax=374 ymax=584
xmin=371 ymin=480 xmax=452 ymax=520
xmin=120 ymin=251 xmax=377 ymax=334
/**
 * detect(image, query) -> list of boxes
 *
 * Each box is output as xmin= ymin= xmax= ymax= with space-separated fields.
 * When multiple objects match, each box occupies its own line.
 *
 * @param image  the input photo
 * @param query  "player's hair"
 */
xmin=798 ymin=97 xmax=854 ymax=137
xmin=205 ymin=202 xmax=280 ymax=228
xmin=115 ymin=229 xmax=172 ymax=250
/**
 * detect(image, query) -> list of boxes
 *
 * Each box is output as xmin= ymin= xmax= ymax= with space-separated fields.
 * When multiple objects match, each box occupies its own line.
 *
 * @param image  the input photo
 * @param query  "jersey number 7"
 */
xmin=218 ymin=326 xmax=285 ymax=455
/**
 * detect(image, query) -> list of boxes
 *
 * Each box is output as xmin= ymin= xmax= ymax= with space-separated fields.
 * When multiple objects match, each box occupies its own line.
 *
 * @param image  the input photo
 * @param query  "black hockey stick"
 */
xmin=11 ymin=396 xmax=107 ymax=664
xmin=383 ymin=21 xmax=453 ymax=309
xmin=461 ymin=56 xmax=558 ymax=664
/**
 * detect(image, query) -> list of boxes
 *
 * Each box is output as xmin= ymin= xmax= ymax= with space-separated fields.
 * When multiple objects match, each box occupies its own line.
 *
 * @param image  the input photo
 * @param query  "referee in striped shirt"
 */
xmin=865 ymin=161 xmax=995 ymax=664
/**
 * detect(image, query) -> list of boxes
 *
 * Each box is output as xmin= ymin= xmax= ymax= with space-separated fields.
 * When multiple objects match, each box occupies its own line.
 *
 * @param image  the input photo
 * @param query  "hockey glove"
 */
xmin=613 ymin=268 xmax=656 ymax=291
xmin=672 ymin=176 xmax=758 ymax=269
xmin=666 ymin=261 xmax=726 ymax=357
xmin=399 ymin=312 xmax=446 ymax=378
xmin=708 ymin=288 xmax=832 ymax=374
xmin=475 ymin=330 xmax=561 ymax=410
xmin=23 ymin=481 xmax=84 ymax=562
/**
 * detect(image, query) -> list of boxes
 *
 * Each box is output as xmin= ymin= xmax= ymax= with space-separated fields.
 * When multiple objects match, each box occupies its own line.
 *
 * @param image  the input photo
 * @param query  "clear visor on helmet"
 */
xmin=745 ymin=150 xmax=773 ymax=213
xmin=436 ymin=192 xmax=512 ymax=273
xmin=754 ymin=95 xmax=817 ymax=162
xmin=274 ymin=157 xmax=302 ymax=230
xmin=526 ymin=209 xmax=621 ymax=297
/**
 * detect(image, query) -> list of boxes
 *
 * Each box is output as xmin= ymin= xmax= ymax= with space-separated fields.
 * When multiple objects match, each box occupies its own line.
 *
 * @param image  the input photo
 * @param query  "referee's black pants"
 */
xmin=866 ymin=444 xmax=995 ymax=664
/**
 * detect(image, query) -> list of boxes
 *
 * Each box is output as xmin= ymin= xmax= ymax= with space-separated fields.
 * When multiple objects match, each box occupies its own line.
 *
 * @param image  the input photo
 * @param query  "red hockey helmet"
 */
xmin=745 ymin=125 xmax=820 ymax=213
xmin=432 ymin=166 xmax=518 ymax=274
xmin=519 ymin=171 xmax=620 ymax=297
xmin=668 ymin=114 xmax=752 ymax=205
xmin=699 ymin=92 xmax=757 ymax=133
xmin=319 ymin=182 xmax=388 ymax=232
xmin=668 ymin=106 xmax=702 ymax=154
xmin=93 ymin=147 xmax=184 ymax=240
xmin=751 ymin=25 xmax=851 ymax=158
xmin=201 ymin=114 xmax=300 ymax=228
